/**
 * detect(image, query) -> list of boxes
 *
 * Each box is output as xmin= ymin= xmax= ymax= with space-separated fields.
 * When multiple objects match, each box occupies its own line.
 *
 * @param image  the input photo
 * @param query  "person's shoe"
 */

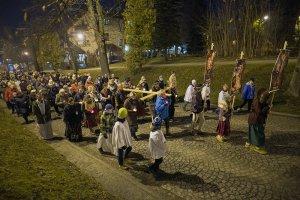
xmin=119 ymin=165 xmax=129 ymax=170
xmin=252 ymin=146 xmax=268 ymax=155
xmin=236 ymin=108 xmax=241 ymax=112
xmin=245 ymin=142 xmax=251 ymax=148
xmin=169 ymin=119 xmax=173 ymax=123
xmin=216 ymin=135 xmax=224 ymax=142
xmin=98 ymin=148 xmax=105 ymax=154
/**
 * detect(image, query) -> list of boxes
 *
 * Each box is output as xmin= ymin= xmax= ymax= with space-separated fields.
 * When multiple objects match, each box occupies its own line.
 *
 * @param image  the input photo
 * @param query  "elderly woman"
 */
xmin=32 ymin=91 xmax=54 ymax=140
xmin=63 ymin=97 xmax=84 ymax=142
xmin=246 ymin=88 xmax=270 ymax=155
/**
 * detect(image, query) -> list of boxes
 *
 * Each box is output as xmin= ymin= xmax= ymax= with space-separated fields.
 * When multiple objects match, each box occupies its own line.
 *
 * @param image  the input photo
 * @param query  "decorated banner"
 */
xmin=204 ymin=43 xmax=216 ymax=83
xmin=269 ymin=43 xmax=289 ymax=91
xmin=230 ymin=52 xmax=246 ymax=94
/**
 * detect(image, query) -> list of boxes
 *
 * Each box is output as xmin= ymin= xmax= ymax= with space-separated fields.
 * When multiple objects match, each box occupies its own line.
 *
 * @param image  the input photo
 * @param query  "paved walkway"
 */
xmin=15 ymin=105 xmax=300 ymax=199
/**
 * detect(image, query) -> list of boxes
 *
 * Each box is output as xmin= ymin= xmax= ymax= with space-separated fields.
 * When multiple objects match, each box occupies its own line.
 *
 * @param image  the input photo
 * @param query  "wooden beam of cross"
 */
xmin=123 ymin=88 xmax=171 ymax=101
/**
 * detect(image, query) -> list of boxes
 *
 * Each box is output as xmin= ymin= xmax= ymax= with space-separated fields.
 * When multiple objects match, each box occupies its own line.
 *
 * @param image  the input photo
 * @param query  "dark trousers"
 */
xmin=130 ymin=125 xmax=138 ymax=139
xmin=22 ymin=113 xmax=29 ymax=123
xmin=169 ymin=104 xmax=175 ymax=120
xmin=206 ymin=100 xmax=211 ymax=110
xmin=117 ymin=146 xmax=132 ymax=166
xmin=239 ymin=99 xmax=253 ymax=111
xmin=149 ymin=157 xmax=163 ymax=172
xmin=164 ymin=119 xmax=170 ymax=135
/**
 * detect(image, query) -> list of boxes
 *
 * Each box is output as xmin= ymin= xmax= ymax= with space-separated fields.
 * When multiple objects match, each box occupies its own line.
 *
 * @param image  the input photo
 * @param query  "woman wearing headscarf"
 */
xmin=32 ymin=91 xmax=54 ymax=140
xmin=112 ymin=108 xmax=132 ymax=169
xmin=246 ymin=88 xmax=270 ymax=155
xmin=63 ymin=97 xmax=84 ymax=142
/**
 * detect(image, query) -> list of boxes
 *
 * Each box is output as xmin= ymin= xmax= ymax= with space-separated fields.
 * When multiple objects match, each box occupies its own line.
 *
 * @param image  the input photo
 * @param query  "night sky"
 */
xmin=0 ymin=0 xmax=31 ymax=28
xmin=0 ymin=0 xmax=116 ymax=29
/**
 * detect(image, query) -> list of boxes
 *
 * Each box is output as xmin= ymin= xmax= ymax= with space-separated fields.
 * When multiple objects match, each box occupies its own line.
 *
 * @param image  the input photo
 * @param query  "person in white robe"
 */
xmin=201 ymin=81 xmax=211 ymax=111
xmin=183 ymin=79 xmax=197 ymax=111
xmin=112 ymin=108 xmax=132 ymax=169
xmin=148 ymin=116 xmax=167 ymax=174
xmin=218 ymin=84 xmax=230 ymax=105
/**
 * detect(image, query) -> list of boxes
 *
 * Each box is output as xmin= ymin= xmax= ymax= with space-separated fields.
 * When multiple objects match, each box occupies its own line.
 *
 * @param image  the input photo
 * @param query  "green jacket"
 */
xmin=99 ymin=112 xmax=115 ymax=134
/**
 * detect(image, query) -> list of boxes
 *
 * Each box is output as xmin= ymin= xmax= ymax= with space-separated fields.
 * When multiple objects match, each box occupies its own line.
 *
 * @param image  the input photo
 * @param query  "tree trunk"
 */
xmin=86 ymin=0 xmax=110 ymax=75
xmin=287 ymin=51 xmax=300 ymax=97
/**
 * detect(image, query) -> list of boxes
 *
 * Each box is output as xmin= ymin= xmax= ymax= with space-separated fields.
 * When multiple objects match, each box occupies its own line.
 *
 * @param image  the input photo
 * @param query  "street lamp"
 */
xmin=263 ymin=15 xmax=269 ymax=21
xmin=76 ymin=32 xmax=84 ymax=41
xmin=23 ymin=51 xmax=29 ymax=56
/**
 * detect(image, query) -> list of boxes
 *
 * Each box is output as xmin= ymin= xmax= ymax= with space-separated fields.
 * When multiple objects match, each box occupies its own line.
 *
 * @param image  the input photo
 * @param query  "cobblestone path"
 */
xmin=39 ymin=106 xmax=300 ymax=199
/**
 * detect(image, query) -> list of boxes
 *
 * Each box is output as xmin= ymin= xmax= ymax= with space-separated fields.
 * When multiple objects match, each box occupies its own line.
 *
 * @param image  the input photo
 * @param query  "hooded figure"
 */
xmin=112 ymin=108 xmax=132 ymax=169
xmin=97 ymin=104 xmax=115 ymax=154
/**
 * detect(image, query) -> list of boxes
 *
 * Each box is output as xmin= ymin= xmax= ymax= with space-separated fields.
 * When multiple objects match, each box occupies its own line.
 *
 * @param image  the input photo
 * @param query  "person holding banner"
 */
xmin=246 ymin=88 xmax=270 ymax=155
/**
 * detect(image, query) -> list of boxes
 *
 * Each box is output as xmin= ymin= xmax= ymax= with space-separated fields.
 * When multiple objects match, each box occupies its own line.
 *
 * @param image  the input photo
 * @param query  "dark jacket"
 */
xmin=32 ymin=100 xmax=52 ymax=124
xmin=191 ymin=90 xmax=204 ymax=114
xmin=124 ymin=97 xmax=139 ymax=126
xmin=248 ymin=99 xmax=270 ymax=125
xmin=15 ymin=94 xmax=30 ymax=114
xmin=63 ymin=103 xmax=83 ymax=124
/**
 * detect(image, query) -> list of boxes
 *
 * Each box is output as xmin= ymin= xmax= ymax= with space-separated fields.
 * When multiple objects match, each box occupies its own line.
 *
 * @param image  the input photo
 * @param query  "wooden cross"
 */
xmin=123 ymin=88 xmax=172 ymax=101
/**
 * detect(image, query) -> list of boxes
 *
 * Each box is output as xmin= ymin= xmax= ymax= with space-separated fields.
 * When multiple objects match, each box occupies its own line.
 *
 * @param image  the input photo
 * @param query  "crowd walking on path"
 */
xmin=0 ymin=68 xmax=272 ymax=176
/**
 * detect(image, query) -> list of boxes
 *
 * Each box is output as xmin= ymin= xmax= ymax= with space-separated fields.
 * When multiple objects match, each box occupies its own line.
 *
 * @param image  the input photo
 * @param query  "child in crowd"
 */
xmin=148 ymin=116 xmax=167 ymax=176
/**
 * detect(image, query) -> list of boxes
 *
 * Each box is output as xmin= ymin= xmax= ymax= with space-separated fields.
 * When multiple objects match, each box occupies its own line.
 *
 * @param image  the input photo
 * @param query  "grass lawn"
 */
xmin=0 ymin=105 xmax=115 ymax=200
xmin=82 ymin=61 xmax=299 ymax=115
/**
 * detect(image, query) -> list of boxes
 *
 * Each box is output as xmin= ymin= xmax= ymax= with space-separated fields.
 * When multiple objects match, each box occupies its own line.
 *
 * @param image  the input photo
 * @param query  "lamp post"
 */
xmin=23 ymin=51 xmax=30 ymax=71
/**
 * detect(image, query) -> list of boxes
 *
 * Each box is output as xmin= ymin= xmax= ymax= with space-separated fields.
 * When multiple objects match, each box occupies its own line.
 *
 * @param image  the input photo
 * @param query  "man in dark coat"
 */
xmin=191 ymin=86 xmax=205 ymax=135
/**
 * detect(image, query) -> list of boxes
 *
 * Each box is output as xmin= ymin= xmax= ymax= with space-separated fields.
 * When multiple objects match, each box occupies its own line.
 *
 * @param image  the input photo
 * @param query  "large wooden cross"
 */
xmin=123 ymin=87 xmax=171 ymax=101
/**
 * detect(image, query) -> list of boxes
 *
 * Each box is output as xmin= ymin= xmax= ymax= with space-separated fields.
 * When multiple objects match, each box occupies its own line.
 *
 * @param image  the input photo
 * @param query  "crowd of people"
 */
xmin=0 ymin=68 xmax=270 ymax=174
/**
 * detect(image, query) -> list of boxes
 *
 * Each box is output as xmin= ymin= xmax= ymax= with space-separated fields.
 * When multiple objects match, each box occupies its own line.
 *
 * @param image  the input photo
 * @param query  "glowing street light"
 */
xmin=23 ymin=51 xmax=29 ymax=56
xmin=263 ymin=15 xmax=269 ymax=20
xmin=76 ymin=32 xmax=85 ymax=41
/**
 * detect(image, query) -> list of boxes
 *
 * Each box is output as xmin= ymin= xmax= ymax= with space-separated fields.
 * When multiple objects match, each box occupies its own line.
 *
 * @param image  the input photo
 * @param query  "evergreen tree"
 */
xmin=123 ymin=0 xmax=156 ymax=74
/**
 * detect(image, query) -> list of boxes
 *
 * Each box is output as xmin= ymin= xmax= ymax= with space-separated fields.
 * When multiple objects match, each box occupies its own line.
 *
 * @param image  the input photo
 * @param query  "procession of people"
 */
xmin=0 ymin=67 xmax=272 ymax=177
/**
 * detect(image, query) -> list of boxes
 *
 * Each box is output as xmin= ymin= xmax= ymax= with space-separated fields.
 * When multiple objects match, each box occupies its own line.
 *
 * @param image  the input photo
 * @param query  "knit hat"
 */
xmin=105 ymin=104 xmax=114 ymax=111
xmin=152 ymin=116 xmax=162 ymax=127
xmin=118 ymin=107 xmax=128 ymax=119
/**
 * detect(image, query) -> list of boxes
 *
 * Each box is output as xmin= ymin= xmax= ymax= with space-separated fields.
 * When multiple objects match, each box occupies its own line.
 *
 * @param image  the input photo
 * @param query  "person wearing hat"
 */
xmin=155 ymin=91 xmax=170 ymax=135
xmin=216 ymin=100 xmax=231 ymax=142
xmin=112 ymin=108 xmax=132 ymax=169
xmin=97 ymin=104 xmax=116 ymax=154
xmin=32 ymin=91 xmax=54 ymax=140
xmin=124 ymin=92 xmax=140 ymax=140
xmin=63 ymin=97 xmax=84 ymax=142
xmin=183 ymin=79 xmax=197 ymax=111
xmin=148 ymin=116 xmax=167 ymax=175
xmin=191 ymin=85 xmax=205 ymax=135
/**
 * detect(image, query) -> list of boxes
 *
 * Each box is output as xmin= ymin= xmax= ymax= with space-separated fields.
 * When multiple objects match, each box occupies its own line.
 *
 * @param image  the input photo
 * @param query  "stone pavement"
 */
xmin=17 ymin=105 xmax=300 ymax=199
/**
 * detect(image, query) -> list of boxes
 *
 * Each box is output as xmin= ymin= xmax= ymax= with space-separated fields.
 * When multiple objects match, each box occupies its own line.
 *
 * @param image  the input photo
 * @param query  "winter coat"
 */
xmin=32 ymin=100 xmax=52 ymax=124
xmin=242 ymin=82 xmax=255 ymax=100
xmin=63 ymin=103 xmax=83 ymax=124
xmin=191 ymin=90 xmax=204 ymax=114
xmin=15 ymin=94 xmax=30 ymax=114
xmin=248 ymin=99 xmax=270 ymax=125
xmin=99 ymin=112 xmax=115 ymax=134
xmin=124 ymin=98 xmax=139 ymax=126
xmin=155 ymin=96 xmax=170 ymax=120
